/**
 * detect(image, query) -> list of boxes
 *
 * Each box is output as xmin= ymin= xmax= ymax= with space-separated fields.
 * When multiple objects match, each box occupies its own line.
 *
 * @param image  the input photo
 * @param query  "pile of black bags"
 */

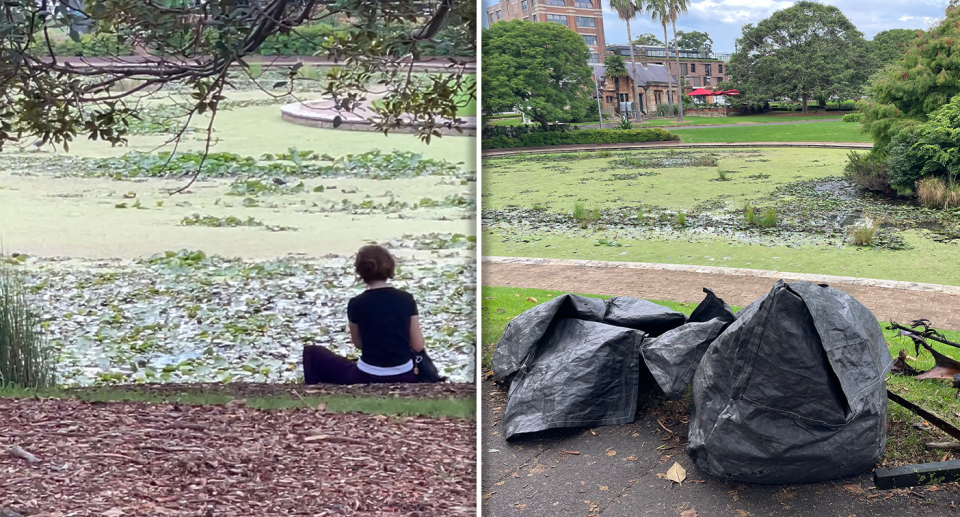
xmin=491 ymin=280 xmax=894 ymax=484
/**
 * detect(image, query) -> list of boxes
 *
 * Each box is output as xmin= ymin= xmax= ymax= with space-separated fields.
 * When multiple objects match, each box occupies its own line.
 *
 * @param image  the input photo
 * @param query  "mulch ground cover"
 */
xmin=0 ymin=397 xmax=475 ymax=516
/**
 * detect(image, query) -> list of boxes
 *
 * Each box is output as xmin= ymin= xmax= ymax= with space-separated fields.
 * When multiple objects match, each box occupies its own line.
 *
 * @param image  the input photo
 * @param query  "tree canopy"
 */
xmin=672 ymin=30 xmax=711 ymax=53
xmin=481 ymin=20 xmax=593 ymax=130
xmin=726 ymin=1 xmax=873 ymax=114
xmin=0 ymin=0 xmax=476 ymax=154
xmin=869 ymin=28 xmax=920 ymax=68
xmin=860 ymin=5 xmax=960 ymax=153
xmin=633 ymin=33 xmax=663 ymax=46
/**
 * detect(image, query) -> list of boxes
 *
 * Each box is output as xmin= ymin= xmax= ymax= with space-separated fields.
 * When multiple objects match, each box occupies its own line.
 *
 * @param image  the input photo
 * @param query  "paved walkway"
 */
xmin=483 ymin=256 xmax=960 ymax=330
xmin=482 ymin=141 xmax=872 ymax=157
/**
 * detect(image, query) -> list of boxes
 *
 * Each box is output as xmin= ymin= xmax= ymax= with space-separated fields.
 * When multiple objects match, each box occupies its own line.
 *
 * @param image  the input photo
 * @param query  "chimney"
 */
xmin=638 ymin=47 xmax=648 ymax=68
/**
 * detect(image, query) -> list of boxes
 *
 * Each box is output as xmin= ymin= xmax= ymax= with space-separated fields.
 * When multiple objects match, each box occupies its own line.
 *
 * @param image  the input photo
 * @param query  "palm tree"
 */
xmin=645 ymin=0 xmax=674 ymax=117
xmin=610 ymin=0 xmax=641 ymax=119
xmin=667 ymin=0 xmax=690 ymax=121
xmin=605 ymin=53 xmax=629 ymax=116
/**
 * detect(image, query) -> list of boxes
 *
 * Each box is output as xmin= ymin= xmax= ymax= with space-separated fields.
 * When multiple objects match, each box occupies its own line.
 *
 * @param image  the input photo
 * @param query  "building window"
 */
xmin=692 ymin=77 xmax=701 ymax=87
xmin=704 ymin=76 xmax=711 ymax=85
xmin=489 ymin=13 xmax=494 ymax=24
xmin=690 ymin=63 xmax=695 ymax=73
xmin=496 ymin=9 xmax=501 ymax=19
xmin=717 ymin=64 xmax=722 ymax=74
xmin=619 ymin=93 xmax=629 ymax=102
xmin=575 ymin=0 xmax=593 ymax=6
xmin=588 ymin=52 xmax=600 ymax=63
xmin=703 ymin=64 xmax=711 ymax=76
xmin=606 ymin=95 xmax=614 ymax=104
xmin=531 ymin=14 xmax=537 ymax=21
xmin=546 ymin=0 xmax=565 ymax=5
xmin=576 ymin=16 xmax=596 ymax=27
xmin=582 ymin=35 xmax=598 ymax=46
xmin=522 ymin=0 xmax=528 ymax=9
xmin=680 ymin=63 xmax=688 ymax=75
xmin=545 ymin=14 xmax=567 ymax=25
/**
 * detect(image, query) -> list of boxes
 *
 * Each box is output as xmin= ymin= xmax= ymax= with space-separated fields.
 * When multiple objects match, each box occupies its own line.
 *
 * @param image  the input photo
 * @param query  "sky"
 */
xmin=480 ymin=0 xmax=950 ymax=52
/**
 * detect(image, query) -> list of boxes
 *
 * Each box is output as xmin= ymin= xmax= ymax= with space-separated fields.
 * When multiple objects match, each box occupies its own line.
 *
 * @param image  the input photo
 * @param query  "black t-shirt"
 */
xmin=347 ymin=287 xmax=418 ymax=368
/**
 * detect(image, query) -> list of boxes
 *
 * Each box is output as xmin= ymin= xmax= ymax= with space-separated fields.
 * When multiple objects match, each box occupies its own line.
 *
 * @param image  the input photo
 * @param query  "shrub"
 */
xmin=841 ymin=112 xmax=863 ymax=123
xmin=481 ymin=128 xmax=680 ymax=150
xmin=0 ymin=261 xmax=56 ymax=389
xmin=616 ymin=117 xmax=633 ymax=130
xmin=716 ymin=170 xmax=729 ymax=181
xmin=843 ymin=150 xmax=890 ymax=192
xmin=886 ymin=127 xmax=929 ymax=191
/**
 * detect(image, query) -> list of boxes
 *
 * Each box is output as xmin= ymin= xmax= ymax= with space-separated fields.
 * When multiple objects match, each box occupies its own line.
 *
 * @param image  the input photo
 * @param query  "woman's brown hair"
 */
xmin=355 ymin=245 xmax=395 ymax=283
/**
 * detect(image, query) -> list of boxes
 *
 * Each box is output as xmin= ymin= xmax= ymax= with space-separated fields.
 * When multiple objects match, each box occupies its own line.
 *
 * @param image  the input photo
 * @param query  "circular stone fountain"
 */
xmin=280 ymin=95 xmax=476 ymax=136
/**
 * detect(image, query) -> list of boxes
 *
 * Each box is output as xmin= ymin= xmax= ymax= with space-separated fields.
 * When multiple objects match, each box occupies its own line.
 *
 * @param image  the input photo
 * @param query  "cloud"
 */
xmin=899 ymin=15 xmax=915 ymax=21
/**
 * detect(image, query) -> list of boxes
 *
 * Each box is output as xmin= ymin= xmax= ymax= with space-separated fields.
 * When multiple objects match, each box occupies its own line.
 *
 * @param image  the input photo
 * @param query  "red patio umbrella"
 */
xmin=687 ymin=88 xmax=713 ymax=96
xmin=721 ymin=89 xmax=740 ymax=96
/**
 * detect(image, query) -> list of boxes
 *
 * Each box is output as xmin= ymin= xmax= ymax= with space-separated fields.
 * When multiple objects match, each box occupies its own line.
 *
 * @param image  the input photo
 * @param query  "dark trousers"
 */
xmin=303 ymin=345 xmax=418 ymax=385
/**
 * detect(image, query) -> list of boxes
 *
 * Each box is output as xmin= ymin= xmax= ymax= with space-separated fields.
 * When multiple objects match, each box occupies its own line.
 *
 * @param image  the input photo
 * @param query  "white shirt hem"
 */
xmin=357 ymin=358 xmax=413 ymax=376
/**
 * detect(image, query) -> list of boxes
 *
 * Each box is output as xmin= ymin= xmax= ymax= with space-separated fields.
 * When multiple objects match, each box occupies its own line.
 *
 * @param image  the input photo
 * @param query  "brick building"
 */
xmin=485 ymin=0 xmax=606 ymax=63
xmin=591 ymin=52 xmax=680 ymax=116
xmin=606 ymin=44 xmax=731 ymax=89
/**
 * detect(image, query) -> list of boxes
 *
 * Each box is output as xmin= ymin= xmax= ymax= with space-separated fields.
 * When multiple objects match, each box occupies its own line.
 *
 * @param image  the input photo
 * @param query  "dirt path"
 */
xmin=576 ymin=118 xmax=842 ymax=130
xmin=482 ymin=256 xmax=960 ymax=330
xmin=1 ymin=397 xmax=475 ymax=516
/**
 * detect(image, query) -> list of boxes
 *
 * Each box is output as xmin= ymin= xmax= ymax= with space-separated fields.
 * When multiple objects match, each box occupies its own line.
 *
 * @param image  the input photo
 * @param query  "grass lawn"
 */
xmin=0 ymin=386 xmax=476 ymax=419
xmin=671 ymin=120 xmax=872 ymax=143
xmin=482 ymin=285 xmax=960 ymax=466
xmin=637 ymin=113 xmax=843 ymax=127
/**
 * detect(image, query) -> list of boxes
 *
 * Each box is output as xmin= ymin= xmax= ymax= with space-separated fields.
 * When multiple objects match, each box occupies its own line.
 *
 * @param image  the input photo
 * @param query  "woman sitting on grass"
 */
xmin=303 ymin=245 xmax=432 ymax=384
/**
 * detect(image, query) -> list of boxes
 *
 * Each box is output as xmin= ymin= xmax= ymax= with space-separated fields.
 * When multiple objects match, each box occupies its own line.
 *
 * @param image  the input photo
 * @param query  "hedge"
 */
xmin=482 ymin=128 xmax=680 ymax=150
xmin=841 ymin=112 xmax=863 ymax=123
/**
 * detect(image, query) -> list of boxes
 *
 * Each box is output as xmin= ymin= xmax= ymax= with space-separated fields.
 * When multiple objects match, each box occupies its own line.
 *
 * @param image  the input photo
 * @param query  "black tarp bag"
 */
xmin=686 ymin=280 xmax=894 ymax=484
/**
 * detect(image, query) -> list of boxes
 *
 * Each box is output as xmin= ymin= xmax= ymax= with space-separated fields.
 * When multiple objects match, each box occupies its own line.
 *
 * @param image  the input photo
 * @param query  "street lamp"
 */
xmin=594 ymin=73 xmax=604 ymax=130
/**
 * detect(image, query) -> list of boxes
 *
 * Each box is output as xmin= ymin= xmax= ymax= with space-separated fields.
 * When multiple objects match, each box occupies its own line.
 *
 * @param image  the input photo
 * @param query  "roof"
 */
xmin=591 ymin=62 xmax=678 ymax=87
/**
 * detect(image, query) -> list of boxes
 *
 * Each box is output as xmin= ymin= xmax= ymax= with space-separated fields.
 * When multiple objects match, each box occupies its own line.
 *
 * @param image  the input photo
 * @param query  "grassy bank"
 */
xmin=671 ymin=120 xmax=870 ymax=143
xmin=0 ymin=385 xmax=477 ymax=419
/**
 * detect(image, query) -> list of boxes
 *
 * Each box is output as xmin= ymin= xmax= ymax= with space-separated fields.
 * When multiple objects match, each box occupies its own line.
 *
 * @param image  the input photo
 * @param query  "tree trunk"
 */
xmin=801 ymin=93 xmax=808 ymax=115
xmin=671 ymin=17 xmax=683 ymax=122
xmin=662 ymin=23 xmax=673 ymax=117
xmin=626 ymin=21 xmax=641 ymax=120
xmin=534 ymin=112 xmax=549 ymax=131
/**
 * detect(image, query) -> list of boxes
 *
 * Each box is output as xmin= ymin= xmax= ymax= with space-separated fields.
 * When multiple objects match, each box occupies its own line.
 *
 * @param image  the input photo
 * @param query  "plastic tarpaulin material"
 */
xmin=642 ymin=318 xmax=731 ymax=400
xmin=686 ymin=280 xmax=894 ymax=484
xmin=491 ymin=294 xmax=607 ymax=382
xmin=501 ymin=318 xmax=645 ymax=439
xmin=603 ymin=297 xmax=687 ymax=336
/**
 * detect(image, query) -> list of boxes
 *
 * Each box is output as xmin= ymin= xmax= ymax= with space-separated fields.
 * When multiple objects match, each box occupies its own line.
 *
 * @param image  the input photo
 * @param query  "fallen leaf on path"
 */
xmin=606 ymin=450 xmax=616 ymax=457
xmin=525 ymin=297 xmax=538 ymax=302
xmin=680 ymin=510 xmax=698 ymax=517
xmin=563 ymin=450 xmax=580 ymax=455
xmin=666 ymin=462 xmax=686 ymax=485
xmin=599 ymin=486 xmax=609 ymax=492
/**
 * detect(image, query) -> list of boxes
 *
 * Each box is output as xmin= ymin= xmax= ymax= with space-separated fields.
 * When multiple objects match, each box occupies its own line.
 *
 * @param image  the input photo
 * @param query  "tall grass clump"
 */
xmin=917 ymin=178 xmax=960 ymax=209
xmin=744 ymin=205 xmax=756 ymax=225
xmin=0 ymin=261 xmax=56 ymax=389
xmin=676 ymin=211 xmax=687 ymax=226
xmin=760 ymin=208 xmax=777 ymax=228
xmin=849 ymin=215 xmax=885 ymax=246
xmin=573 ymin=202 xmax=586 ymax=221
